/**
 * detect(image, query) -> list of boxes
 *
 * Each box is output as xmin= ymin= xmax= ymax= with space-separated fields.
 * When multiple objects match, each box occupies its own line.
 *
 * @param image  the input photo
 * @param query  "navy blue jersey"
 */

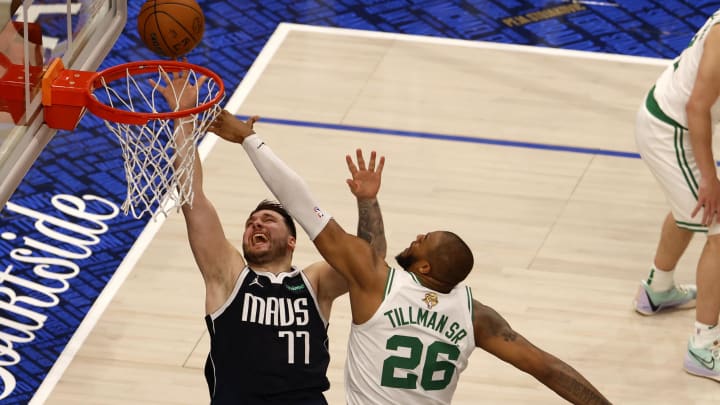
xmin=204 ymin=267 xmax=330 ymax=404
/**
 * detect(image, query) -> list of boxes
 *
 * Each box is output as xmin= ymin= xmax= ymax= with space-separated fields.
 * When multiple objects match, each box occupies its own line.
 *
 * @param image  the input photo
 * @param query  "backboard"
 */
xmin=0 ymin=0 xmax=127 ymax=208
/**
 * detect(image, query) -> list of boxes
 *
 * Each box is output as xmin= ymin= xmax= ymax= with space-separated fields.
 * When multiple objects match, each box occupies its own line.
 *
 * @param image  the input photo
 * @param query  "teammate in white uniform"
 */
xmin=209 ymin=111 xmax=611 ymax=404
xmin=634 ymin=10 xmax=720 ymax=381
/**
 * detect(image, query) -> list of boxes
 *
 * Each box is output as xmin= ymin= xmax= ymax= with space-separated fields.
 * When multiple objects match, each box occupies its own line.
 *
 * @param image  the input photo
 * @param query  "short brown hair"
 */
xmin=250 ymin=200 xmax=297 ymax=238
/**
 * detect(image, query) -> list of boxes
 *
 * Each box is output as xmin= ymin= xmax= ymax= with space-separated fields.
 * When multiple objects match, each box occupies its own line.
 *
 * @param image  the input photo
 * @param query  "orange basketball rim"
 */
xmin=41 ymin=58 xmax=224 ymax=129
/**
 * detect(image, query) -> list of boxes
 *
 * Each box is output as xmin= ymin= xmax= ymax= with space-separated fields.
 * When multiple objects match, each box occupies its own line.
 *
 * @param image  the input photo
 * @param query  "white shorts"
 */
xmin=635 ymin=87 xmax=720 ymax=235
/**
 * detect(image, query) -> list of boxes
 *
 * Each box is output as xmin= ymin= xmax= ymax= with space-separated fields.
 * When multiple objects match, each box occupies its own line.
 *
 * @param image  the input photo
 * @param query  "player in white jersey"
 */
xmin=344 ymin=267 xmax=474 ymax=404
xmin=634 ymin=10 xmax=720 ymax=382
xmin=209 ymin=111 xmax=611 ymax=404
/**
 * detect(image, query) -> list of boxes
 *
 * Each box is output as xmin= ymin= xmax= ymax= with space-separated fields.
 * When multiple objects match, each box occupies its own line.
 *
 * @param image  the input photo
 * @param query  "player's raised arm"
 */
xmin=307 ymin=148 xmax=389 ymax=316
xmin=346 ymin=149 xmax=387 ymax=259
xmin=472 ymin=300 xmax=611 ymax=404
xmin=209 ymin=112 xmax=388 ymax=320
xmin=154 ymin=74 xmax=246 ymax=313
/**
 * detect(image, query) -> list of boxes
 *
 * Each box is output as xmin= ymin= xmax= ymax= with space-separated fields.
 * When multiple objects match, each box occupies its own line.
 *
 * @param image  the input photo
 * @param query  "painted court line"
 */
xmin=245 ymin=115 xmax=642 ymax=159
xmin=239 ymin=23 xmax=664 ymax=160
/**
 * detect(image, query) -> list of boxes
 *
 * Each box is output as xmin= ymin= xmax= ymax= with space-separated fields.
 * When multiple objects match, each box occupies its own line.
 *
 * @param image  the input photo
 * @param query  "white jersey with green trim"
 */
xmin=345 ymin=267 xmax=475 ymax=405
xmin=654 ymin=9 xmax=720 ymax=127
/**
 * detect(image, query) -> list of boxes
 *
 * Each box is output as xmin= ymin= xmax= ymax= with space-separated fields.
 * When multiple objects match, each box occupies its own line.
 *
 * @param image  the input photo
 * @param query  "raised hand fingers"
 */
xmin=196 ymin=74 xmax=208 ymax=88
xmin=355 ymin=148 xmax=366 ymax=171
xmin=366 ymin=150 xmax=385 ymax=174
xmin=368 ymin=151 xmax=376 ymax=171
xmin=349 ymin=149 xmax=385 ymax=174
xmin=149 ymin=70 xmax=173 ymax=90
xmin=161 ymin=70 xmax=174 ymax=87
xmin=173 ymin=57 xmax=188 ymax=81
xmin=375 ymin=155 xmax=385 ymax=175
xmin=346 ymin=154 xmax=359 ymax=176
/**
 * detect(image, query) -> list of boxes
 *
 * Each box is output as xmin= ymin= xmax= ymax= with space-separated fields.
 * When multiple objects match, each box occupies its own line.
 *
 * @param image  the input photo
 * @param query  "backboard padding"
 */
xmin=0 ymin=0 xmax=127 ymax=208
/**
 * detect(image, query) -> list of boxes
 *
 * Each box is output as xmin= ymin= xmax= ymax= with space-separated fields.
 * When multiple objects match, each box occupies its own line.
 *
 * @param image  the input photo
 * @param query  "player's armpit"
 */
xmin=307 ymin=261 xmax=349 ymax=302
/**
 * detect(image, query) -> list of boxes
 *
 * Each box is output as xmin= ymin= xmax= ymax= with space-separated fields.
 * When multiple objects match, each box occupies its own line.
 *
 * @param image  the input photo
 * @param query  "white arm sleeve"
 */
xmin=241 ymin=134 xmax=331 ymax=240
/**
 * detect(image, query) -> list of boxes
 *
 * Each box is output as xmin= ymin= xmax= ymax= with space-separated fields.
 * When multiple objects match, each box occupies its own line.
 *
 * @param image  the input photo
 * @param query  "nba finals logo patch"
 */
xmin=422 ymin=292 xmax=439 ymax=309
xmin=285 ymin=283 xmax=306 ymax=293
xmin=313 ymin=207 xmax=324 ymax=218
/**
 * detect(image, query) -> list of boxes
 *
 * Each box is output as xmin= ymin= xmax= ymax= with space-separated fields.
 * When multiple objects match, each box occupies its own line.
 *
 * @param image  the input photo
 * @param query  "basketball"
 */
xmin=137 ymin=0 xmax=205 ymax=58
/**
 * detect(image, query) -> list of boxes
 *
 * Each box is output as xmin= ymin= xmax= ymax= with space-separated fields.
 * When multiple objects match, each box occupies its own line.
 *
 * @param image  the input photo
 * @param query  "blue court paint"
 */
xmin=244 ymin=116 xmax=642 ymax=159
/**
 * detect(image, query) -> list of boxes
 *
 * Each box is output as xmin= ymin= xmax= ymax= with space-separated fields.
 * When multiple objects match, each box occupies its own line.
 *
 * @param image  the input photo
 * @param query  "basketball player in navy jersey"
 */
xmin=208 ymin=110 xmax=611 ymax=404
xmin=155 ymin=72 xmax=387 ymax=404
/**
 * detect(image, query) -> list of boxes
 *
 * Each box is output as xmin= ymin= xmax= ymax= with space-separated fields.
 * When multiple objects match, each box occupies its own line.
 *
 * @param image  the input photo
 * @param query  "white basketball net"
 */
xmin=95 ymin=66 xmax=223 ymax=219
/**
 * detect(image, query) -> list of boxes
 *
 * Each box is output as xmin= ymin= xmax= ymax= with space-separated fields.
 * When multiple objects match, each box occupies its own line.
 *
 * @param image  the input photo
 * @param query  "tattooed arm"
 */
xmin=473 ymin=300 xmax=611 ymax=404
xmin=356 ymin=198 xmax=387 ymax=257
xmin=309 ymin=149 xmax=387 ymax=317
xmin=346 ymin=149 xmax=387 ymax=259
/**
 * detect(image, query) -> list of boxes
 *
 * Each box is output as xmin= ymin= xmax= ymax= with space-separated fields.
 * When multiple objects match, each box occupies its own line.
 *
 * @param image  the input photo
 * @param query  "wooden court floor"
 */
xmin=43 ymin=25 xmax=720 ymax=404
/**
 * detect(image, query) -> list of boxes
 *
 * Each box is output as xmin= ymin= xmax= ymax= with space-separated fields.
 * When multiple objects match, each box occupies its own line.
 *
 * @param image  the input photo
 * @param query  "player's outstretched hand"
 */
xmin=208 ymin=110 xmax=259 ymax=144
xmin=346 ymin=149 xmax=385 ymax=200
xmin=150 ymin=60 xmax=206 ymax=112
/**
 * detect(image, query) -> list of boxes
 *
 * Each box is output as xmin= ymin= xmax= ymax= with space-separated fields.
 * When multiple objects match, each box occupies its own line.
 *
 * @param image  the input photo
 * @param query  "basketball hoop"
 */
xmin=41 ymin=59 xmax=225 ymax=219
